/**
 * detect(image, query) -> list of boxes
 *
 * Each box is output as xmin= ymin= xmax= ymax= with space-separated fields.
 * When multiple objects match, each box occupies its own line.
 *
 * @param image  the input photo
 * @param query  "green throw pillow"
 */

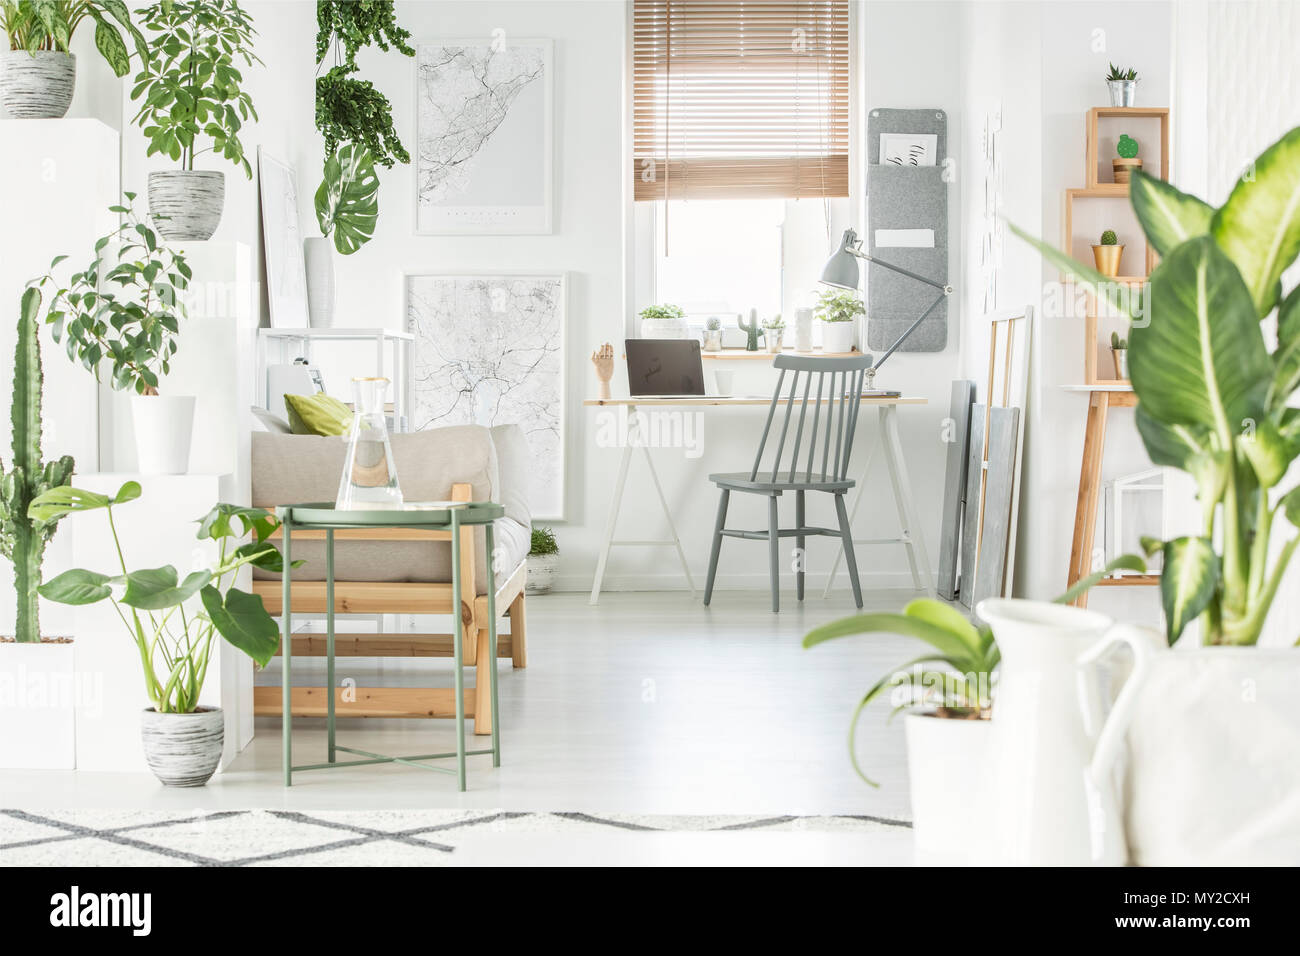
xmin=284 ymin=392 xmax=353 ymax=436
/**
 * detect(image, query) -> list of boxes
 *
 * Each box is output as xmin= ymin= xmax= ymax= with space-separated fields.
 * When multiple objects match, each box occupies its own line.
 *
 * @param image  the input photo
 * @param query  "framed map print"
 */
xmin=406 ymin=274 xmax=566 ymax=519
xmin=415 ymin=38 xmax=554 ymax=234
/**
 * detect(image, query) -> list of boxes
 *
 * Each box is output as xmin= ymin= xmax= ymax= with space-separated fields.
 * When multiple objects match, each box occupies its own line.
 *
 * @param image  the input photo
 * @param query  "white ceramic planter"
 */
xmin=526 ymin=553 xmax=558 ymax=594
xmin=904 ymin=713 xmax=991 ymax=861
xmin=764 ymin=329 xmax=785 ymax=353
xmin=821 ymin=320 xmax=856 ymax=354
xmin=132 ymin=394 xmax=196 ymax=475
xmin=0 ymin=50 xmax=75 ymax=118
xmin=141 ymin=707 xmax=224 ymax=787
xmin=303 ymin=236 xmax=336 ymax=328
xmin=148 ymin=170 xmax=225 ymax=241
xmin=0 ymin=639 xmax=76 ymax=769
xmin=640 ymin=317 xmax=688 ymax=339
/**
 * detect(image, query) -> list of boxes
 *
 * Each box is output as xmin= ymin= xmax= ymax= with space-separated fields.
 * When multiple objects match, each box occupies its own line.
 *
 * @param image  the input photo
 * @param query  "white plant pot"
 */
xmin=526 ymin=553 xmax=558 ymax=594
xmin=303 ymin=236 xmax=336 ymax=328
xmin=640 ymin=317 xmax=688 ymax=339
xmin=132 ymin=394 xmax=196 ymax=475
xmin=148 ymin=170 xmax=225 ymax=241
xmin=0 ymin=50 xmax=75 ymax=118
xmin=821 ymin=320 xmax=856 ymax=354
xmin=141 ymin=706 xmax=224 ymax=787
xmin=0 ymin=639 xmax=76 ymax=769
xmin=904 ymin=713 xmax=991 ymax=861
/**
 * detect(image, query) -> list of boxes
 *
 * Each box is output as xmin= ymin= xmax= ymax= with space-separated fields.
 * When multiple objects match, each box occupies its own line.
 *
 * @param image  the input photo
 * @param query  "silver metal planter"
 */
xmin=0 ymin=50 xmax=75 ymax=119
xmin=1107 ymin=79 xmax=1137 ymax=107
xmin=148 ymin=170 xmax=225 ymax=241
xmin=141 ymin=707 xmax=224 ymax=787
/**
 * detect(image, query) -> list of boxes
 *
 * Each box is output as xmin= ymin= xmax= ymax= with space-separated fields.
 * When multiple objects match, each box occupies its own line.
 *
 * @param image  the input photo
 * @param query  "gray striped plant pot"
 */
xmin=147 ymin=170 xmax=225 ymax=241
xmin=141 ymin=706 xmax=224 ymax=787
xmin=0 ymin=50 xmax=75 ymax=119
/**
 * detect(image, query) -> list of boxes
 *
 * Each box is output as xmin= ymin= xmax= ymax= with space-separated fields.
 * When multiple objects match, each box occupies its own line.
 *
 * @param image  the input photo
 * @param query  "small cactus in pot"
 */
xmin=702 ymin=315 xmax=723 ymax=352
xmin=1110 ymin=330 xmax=1129 ymax=381
xmin=1113 ymin=133 xmax=1142 ymax=184
xmin=1091 ymin=229 xmax=1124 ymax=278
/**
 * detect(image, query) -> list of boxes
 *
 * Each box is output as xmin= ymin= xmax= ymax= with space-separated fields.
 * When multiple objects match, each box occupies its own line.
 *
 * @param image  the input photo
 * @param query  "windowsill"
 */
xmin=700 ymin=347 xmax=863 ymax=360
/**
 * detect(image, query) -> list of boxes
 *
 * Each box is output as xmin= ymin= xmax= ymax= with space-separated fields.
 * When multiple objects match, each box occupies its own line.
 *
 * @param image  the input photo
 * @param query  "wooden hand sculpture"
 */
xmin=591 ymin=342 xmax=615 ymax=400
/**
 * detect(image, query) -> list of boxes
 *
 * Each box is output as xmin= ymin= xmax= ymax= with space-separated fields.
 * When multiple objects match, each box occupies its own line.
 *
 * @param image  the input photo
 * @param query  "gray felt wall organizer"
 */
xmin=865 ymin=108 xmax=950 ymax=353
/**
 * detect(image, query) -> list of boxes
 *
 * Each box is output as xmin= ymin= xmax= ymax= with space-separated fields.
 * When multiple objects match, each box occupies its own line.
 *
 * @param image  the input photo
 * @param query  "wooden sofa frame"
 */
xmin=252 ymin=483 xmax=528 ymax=735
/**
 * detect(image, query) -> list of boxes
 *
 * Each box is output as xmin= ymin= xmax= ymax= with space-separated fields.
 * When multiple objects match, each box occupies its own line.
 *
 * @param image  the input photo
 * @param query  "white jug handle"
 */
xmin=1077 ymin=623 xmax=1161 ymax=784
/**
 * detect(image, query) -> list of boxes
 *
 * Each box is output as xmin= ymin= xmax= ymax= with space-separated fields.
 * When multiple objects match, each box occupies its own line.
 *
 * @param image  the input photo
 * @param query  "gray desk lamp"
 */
xmin=820 ymin=227 xmax=953 ymax=390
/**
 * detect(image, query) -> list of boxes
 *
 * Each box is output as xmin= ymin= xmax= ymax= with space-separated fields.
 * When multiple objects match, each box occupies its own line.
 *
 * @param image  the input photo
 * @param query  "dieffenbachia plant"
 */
xmin=0 ymin=0 xmax=148 ymax=75
xmin=1010 ymin=126 xmax=1300 ymax=646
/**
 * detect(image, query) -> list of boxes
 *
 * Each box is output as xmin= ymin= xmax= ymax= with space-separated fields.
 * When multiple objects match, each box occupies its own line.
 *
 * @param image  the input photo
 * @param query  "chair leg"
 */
xmin=834 ymin=493 xmax=863 ymax=608
xmin=768 ymin=494 xmax=781 ymax=613
xmin=508 ymin=590 xmax=527 ymax=668
xmin=704 ymin=489 xmax=729 ymax=606
xmin=796 ymin=490 xmax=806 ymax=601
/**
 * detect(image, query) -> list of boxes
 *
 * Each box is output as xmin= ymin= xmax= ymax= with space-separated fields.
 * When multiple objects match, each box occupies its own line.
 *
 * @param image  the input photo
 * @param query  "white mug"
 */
xmin=714 ymin=370 xmax=735 ymax=396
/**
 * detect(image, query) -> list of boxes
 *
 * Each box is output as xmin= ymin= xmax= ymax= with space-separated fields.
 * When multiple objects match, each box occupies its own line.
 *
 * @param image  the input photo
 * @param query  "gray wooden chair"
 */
xmin=703 ymin=354 xmax=872 ymax=612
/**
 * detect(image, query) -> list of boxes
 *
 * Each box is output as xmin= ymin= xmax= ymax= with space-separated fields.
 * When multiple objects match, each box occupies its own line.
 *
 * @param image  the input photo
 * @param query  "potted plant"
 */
xmin=1113 ymin=133 xmax=1141 ymax=184
xmin=702 ymin=316 xmax=723 ymax=352
xmin=0 ymin=0 xmax=146 ymax=118
xmin=31 ymin=194 xmax=194 ymax=473
xmin=639 ymin=304 xmax=687 ymax=339
xmin=737 ymin=310 xmax=762 ymax=351
xmin=0 ymin=288 xmax=76 ymax=769
xmin=1105 ymin=62 xmax=1138 ymax=106
xmin=526 ymin=525 xmax=558 ymax=594
xmin=815 ymin=289 xmax=863 ymax=354
xmin=1091 ymin=229 xmax=1123 ymax=277
xmin=762 ymin=314 xmax=785 ymax=353
xmin=130 ymin=0 xmax=261 ymax=240
xmin=1010 ymin=127 xmax=1300 ymax=864
xmin=1110 ymin=330 xmax=1129 ymax=380
xmin=33 ymin=485 xmax=288 ymax=786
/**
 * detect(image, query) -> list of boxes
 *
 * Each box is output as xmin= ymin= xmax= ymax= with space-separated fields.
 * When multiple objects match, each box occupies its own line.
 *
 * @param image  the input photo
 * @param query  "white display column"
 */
xmin=70 ymin=473 xmax=255 ymax=772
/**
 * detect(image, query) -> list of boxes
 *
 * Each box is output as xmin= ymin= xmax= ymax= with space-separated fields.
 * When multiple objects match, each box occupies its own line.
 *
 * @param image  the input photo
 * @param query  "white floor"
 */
xmin=1 ymin=590 xmax=924 ymax=864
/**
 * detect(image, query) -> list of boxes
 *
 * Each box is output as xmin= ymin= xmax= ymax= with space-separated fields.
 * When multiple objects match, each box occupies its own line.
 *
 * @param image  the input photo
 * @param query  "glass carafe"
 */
xmin=336 ymin=377 xmax=404 ymax=510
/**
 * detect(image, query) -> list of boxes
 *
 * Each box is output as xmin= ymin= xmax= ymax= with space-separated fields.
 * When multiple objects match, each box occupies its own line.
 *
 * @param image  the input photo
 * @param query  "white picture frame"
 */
xmin=257 ymin=147 xmax=310 ymax=328
xmin=406 ymin=273 xmax=567 ymax=519
xmin=415 ymin=38 xmax=554 ymax=235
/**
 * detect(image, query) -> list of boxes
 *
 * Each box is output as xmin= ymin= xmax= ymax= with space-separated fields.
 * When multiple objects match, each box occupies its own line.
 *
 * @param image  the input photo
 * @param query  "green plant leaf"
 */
xmin=1282 ymin=486 xmax=1300 ymax=530
xmin=901 ymin=598 xmax=981 ymax=654
xmin=1269 ymin=284 xmax=1300 ymax=412
xmin=803 ymin=612 xmax=977 ymax=667
xmin=1054 ymin=553 xmax=1148 ymax=605
xmin=1135 ymin=406 xmax=1229 ymax=507
xmin=121 ymin=566 xmax=212 ymax=610
xmin=1160 ymin=536 xmax=1221 ymax=645
xmin=93 ymin=19 xmax=130 ymax=77
xmin=1129 ymin=168 xmax=1214 ymax=257
xmin=233 ymin=541 xmax=285 ymax=572
xmin=27 ymin=486 xmax=111 ymax=522
xmin=1129 ymin=237 xmax=1269 ymax=437
xmin=1212 ymin=126 xmax=1300 ymax=317
xmin=1239 ymin=417 xmax=1293 ymax=488
xmin=113 ymin=480 xmax=142 ymax=504
xmin=200 ymin=585 xmax=280 ymax=668
xmin=315 ymin=143 xmax=379 ymax=255
xmin=38 ymin=569 xmax=114 ymax=605
xmin=196 ymin=503 xmax=277 ymax=542
xmin=1005 ymin=220 xmax=1144 ymax=322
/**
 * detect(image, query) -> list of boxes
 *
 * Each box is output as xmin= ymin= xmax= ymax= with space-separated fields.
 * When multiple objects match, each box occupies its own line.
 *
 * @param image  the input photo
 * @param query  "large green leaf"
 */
xmin=1269 ymin=284 xmax=1300 ymax=412
xmin=315 ymin=144 xmax=379 ymax=256
xmin=1239 ymin=417 xmax=1294 ymax=488
xmin=93 ymin=19 xmax=130 ymax=77
xmin=902 ymin=598 xmax=981 ymax=654
xmin=196 ymin=503 xmax=277 ymax=543
xmin=1006 ymin=220 xmax=1144 ymax=322
xmin=121 ymin=566 xmax=212 ymax=610
xmin=1055 ymin=554 xmax=1148 ymax=605
xmin=1160 ymin=536 xmax=1221 ymax=645
xmin=201 ymin=586 xmax=280 ymax=668
xmin=38 ymin=569 xmax=114 ymax=605
xmin=27 ymin=486 xmax=111 ymax=522
xmin=803 ymin=612 xmax=976 ymax=666
xmin=1129 ymin=237 xmax=1269 ymax=437
xmin=1212 ymin=126 xmax=1300 ymax=317
xmin=1129 ymin=169 xmax=1214 ymax=257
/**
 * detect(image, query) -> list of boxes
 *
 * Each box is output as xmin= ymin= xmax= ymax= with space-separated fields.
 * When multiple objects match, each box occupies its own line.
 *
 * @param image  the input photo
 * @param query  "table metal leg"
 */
xmin=881 ymin=406 xmax=936 ymax=597
xmin=450 ymin=510 xmax=467 ymax=792
xmin=326 ymin=528 xmax=335 ymax=764
xmin=485 ymin=522 xmax=500 ymax=768
xmin=281 ymin=519 xmax=292 ymax=787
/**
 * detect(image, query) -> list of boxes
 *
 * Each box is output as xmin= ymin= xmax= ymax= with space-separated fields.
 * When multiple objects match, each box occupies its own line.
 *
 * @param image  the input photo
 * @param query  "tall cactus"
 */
xmin=738 ymin=309 xmax=762 ymax=351
xmin=0 ymin=288 xmax=74 ymax=642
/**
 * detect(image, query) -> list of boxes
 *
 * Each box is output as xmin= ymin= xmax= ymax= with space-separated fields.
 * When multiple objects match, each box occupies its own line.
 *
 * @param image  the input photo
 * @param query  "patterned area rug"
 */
xmin=0 ymin=809 xmax=909 ymax=866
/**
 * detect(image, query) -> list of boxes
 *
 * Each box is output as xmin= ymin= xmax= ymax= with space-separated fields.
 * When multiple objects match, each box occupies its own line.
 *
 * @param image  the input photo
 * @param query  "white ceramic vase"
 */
xmin=303 ymin=236 xmax=336 ymax=328
xmin=141 ymin=707 xmax=224 ymax=787
xmin=132 ymin=394 xmax=196 ymax=475
xmin=821 ymin=319 xmax=856 ymax=354
xmin=794 ymin=307 xmax=814 ymax=352
xmin=904 ymin=713 xmax=991 ymax=861
xmin=0 ymin=50 xmax=75 ymax=118
xmin=526 ymin=553 xmax=558 ymax=594
xmin=0 ymin=639 xmax=76 ymax=769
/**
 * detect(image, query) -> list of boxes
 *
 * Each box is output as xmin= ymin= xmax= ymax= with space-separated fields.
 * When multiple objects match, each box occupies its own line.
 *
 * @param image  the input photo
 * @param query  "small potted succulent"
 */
xmin=1113 ymin=133 xmax=1141 ymax=184
xmin=526 ymin=525 xmax=559 ymax=594
xmin=1110 ymin=330 xmax=1129 ymax=380
xmin=815 ymin=290 xmax=864 ymax=354
xmin=1105 ymin=62 xmax=1138 ymax=106
xmin=1092 ymin=229 xmax=1124 ymax=277
xmin=702 ymin=316 xmax=723 ymax=352
xmin=762 ymin=314 xmax=785 ymax=353
xmin=638 ymin=304 xmax=688 ymax=339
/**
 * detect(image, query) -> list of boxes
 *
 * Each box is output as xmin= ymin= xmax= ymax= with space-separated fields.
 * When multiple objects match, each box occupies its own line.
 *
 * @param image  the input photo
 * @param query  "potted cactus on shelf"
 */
xmin=1092 ymin=229 xmax=1124 ymax=277
xmin=1110 ymin=330 xmax=1129 ymax=380
xmin=702 ymin=316 xmax=723 ymax=352
xmin=1113 ymin=133 xmax=1142 ymax=184
xmin=762 ymin=314 xmax=786 ymax=353
xmin=1105 ymin=62 xmax=1138 ymax=106
xmin=737 ymin=310 xmax=763 ymax=352
xmin=0 ymin=288 xmax=76 ymax=769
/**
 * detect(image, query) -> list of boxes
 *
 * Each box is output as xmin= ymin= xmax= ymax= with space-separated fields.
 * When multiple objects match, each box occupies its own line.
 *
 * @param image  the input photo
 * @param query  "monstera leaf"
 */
xmin=315 ymin=144 xmax=379 ymax=255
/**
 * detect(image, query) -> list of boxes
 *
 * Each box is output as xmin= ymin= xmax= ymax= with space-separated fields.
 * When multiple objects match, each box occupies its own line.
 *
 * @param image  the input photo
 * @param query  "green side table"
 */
xmin=276 ymin=501 xmax=505 ymax=792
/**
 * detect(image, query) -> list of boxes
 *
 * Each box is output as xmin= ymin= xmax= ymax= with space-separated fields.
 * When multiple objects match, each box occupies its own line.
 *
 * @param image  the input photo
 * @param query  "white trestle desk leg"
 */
xmin=880 ymin=405 xmax=936 ymax=597
xmin=640 ymin=443 xmax=697 ymax=597
xmin=589 ymin=440 xmax=634 ymax=605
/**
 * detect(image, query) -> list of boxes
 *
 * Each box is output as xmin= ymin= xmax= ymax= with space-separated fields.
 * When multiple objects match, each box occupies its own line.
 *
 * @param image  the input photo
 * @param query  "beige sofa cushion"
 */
xmin=251 ymin=426 xmax=527 ymax=592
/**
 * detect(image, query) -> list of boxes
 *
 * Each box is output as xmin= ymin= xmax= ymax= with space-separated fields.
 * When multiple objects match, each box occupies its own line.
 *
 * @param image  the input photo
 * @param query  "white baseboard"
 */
xmin=550 ymin=570 xmax=931 ymax=593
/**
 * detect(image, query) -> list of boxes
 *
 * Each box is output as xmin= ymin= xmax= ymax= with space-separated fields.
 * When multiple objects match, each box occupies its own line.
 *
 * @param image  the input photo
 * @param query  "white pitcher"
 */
xmin=976 ymin=598 xmax=1147 ymax=866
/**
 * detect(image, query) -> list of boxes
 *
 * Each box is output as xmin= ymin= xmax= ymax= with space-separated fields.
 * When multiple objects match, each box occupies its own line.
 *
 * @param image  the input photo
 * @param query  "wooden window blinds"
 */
xmin=632 ymin=0 xmax=850 ymax=201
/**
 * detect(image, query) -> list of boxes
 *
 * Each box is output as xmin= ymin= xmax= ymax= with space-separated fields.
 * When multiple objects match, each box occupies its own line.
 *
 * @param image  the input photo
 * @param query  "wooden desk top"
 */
xmin=583 ymin=396 xmax=927 ymax=407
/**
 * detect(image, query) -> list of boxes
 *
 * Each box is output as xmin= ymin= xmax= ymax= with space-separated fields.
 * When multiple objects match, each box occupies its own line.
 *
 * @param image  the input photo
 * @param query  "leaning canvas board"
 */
xmin=406 ymin=274 xmax=566 ymax=519
xmin=937 ymin=380 xmax=975 ymax=600
xmin=415 ymin=38 xmax=554 ymax=234
xmin=256 ymin=148 xmax=310 ymax=329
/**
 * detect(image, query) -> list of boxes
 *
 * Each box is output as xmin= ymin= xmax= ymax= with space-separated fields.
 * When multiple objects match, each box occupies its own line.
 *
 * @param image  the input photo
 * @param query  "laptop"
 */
xmin=625 ymin=339 xmax=707 ymax=397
